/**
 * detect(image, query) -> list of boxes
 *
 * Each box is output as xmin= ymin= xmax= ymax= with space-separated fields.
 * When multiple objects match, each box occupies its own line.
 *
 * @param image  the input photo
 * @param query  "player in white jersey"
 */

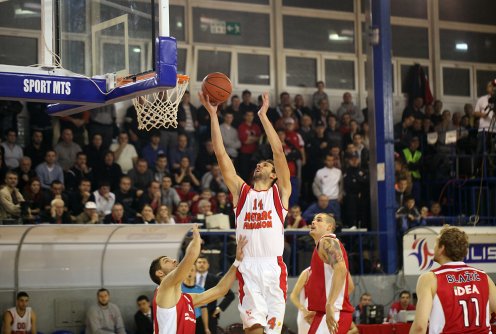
xmin=2 ymin=292 xmax=37 ymax=334
xmin=199 ymin=92 xmax=291 ymax=334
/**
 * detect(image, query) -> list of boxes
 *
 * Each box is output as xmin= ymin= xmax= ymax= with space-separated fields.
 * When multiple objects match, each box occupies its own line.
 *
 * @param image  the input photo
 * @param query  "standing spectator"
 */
xmin=155 ymin=205 xmax=176 ymax=224
xmin=91 ymin=181 xmax=115 ymax=218
xmin=24 ymin=130 xmax=48 ymax=168
xmin=239 ymin=89 xmax=258 ymax=113
xmin=84 ymin=133 xmax=106 ymax=170
xmin=160 ymin=176 xmax=180 ymax=213
xmin=312 ymin=81 xmax=328 ymax=111
xmin=88 ymin=105 xmax=116 ymax=151
xmin=0 ymin=171 xmax=25 ymax=221
xmin=103 ymin=203 xmax=129 ymax=224
xmin=402 ymin=96 xmax=424 ymax=121
xmin=394 ymin=177 xmax=409 ymax=209
xmin=354 ymin=293 xmax=373 ymax=322
xmin=98 ymin=151 xmax=123 ymax=191
xmin=110 ymin=131 xmax=138 ymax=174
xmin=294 ymin=94 xmax=311 ymax=120
xmin=353 ymin=133 xmax=369 ymax=168
xmin=114 ymin=176 xmax=140 ymax=219
xmin=14 ymin=157 xmax=36 ymax=192
xmin=142 ymin=132 xmax=167 ymax=169
xmin=42 ymin=198 xmax=72 ymax=224
xmin=224 ymin=95 xmax=243 ymax=128
xmin=134 ymin=296 xmax=153 ymax=334
xmin=86 ymin=288 xmax=126 ymax=334
xmin=401 ymin=137 xmax=422 ymax=203
xmin=168 ymin=133 xmax=196 ymax=172
xmin=27 ymin=102 xmax=53 ymax=147
xmin=59 ymin=111 xmax=89 ymax=147
xmin=67 ymin=178 xmax=92 ymax=216
xmin=178 ymin=91 xmax=198 ymax=150
xmin=337 ymin=92 xmax=364 ymax=124
xmin=219 ymin=112 xmax=241 ymax=160
xmin=463 ymin=103 xmax=476 ymax=129
xmin=312 ymin=154 xmax=343 ymax=219
xmin=128 ymin=159 xmax=154 ymax=192
xmin=343 ymin=151 xmax=369 ymax=228
xmin=395 ymin=195 xmax=422 ymax=233
xmin=55 ymin=128 xmax=82 ymax=171
xmin=2 ymin=291 xmax=37 ymax=334
xmin=237 ymin=110 xmax=261 ymax=180
xmin=474 ymin=80 xmax=495 ymax=158
xmin=431 ymin=99 xmax=444 ymax=126
xmin=175 ymin=200 xmax=192 ymax=224
xmin=65 ymin=152 xmax=94 ymax=192
xmin=325 ymin=114 xmax=342 ymax=149
xmin=393 ymin=114 xmax=415 ymax=151
xmin=313 ymin=98 xmax=332 ymax=126
xmin=75 ymin=201 xmax=100 ymax=224
xmin=35 ymin=150 xmax=64 ymax=189
xmin=2 ymin=129 xmax=23 ymax=169
xmin=195 ymin=255 xmax=235 ymax=334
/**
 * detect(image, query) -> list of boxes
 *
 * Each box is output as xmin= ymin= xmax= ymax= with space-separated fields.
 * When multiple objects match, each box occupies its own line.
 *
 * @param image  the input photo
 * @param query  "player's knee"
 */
xmin=245 ymin=323 xmax=264 ymax=334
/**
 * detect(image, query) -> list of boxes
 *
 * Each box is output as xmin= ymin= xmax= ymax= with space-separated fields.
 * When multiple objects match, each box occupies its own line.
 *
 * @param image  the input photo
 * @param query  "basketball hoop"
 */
xmin=132 ymin=74 xmax=189 ymax=131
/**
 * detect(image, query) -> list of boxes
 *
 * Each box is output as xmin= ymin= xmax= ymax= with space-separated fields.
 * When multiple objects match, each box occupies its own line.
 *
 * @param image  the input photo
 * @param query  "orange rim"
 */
xmin=117 ymin=73 xmax=189 ymax=87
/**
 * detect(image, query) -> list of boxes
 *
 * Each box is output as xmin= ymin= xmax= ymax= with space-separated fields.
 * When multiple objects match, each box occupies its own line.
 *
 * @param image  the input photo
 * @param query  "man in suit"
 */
xmin=195 ymin=255 xmax=235 ymax=334
xmin=134 ymin=295 xmax=153 ymax=334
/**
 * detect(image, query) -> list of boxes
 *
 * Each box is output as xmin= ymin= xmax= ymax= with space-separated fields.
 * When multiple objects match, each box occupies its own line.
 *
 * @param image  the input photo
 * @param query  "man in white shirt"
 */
xmin=91 ymin=181 xmax=115 ymax=217
xmin=1 ymin=129 xmax=23 ymax=169
xmin=312 ymin=154 xmax=343 ymax=219
xmin=474 ymin=80 xmax=495 ymax=167
xmin=219 ymin=112 xmax=241 ymax=159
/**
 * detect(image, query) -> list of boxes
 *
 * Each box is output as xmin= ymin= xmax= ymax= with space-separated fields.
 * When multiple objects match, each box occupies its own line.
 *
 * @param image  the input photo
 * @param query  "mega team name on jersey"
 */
xmin=243 ymin=210 xmax=273 ymax=230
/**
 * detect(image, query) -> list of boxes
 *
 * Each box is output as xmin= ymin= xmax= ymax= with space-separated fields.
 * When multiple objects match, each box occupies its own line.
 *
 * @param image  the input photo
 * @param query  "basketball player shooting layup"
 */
xmin=199 ymin=91 xmax=291 ymax=334
xmin=149 ymin=224 xmax=247 ymax=334
xmin=410 ymin=226 xmax=496 ymax=334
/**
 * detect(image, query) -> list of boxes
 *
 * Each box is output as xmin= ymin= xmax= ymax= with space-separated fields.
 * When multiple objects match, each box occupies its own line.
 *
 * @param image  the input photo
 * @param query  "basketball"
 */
xmin=201 ymin=72 xmax=232 ymax=104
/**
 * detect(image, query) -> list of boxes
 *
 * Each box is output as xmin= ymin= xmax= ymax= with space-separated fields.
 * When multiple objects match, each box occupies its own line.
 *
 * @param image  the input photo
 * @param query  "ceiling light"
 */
xmin=456 ymin=43 xmax=468 ymax=51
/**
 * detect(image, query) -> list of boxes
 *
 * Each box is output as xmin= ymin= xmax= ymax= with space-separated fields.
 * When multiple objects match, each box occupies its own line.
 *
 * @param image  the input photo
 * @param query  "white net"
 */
xmin=132 ymin=75 xmax=189 ymax=131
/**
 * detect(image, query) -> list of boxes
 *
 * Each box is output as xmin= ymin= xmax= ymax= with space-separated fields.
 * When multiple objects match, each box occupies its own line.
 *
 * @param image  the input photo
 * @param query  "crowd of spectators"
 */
xmin=0 ymin=80 xmax=493 ymax=234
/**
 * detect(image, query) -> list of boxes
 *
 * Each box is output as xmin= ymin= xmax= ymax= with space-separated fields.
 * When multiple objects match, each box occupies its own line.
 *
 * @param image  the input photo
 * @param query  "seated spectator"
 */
xmin=201 ymin=163 xmax=228 ymax=194
xmin=214 ymin=191 xmax=234 ymax=227
xmin=98 ymin=151 xmax=123 ymax=191
xmin=219 ymin=111 xmax=241 ymax=159
xmin=110 ymin=131 xmax=138 ymax=174
xmin=138 ymin=180 xmax=162 ymax=213
xmin=84 ymin=133 xmax=106 ymax=170
xmin=169 ymin=133 xmax=195 ymax=172
xmin=275 ymin=105 xmax=299 ymax=130
xmin=195 ymin=140 xmax=217 ymax=177
xmin=128 ymin=158 xmax=154 ymax=191
xmin=24 ymin=130 xmax=48 ymax=168
xmin=426 ymin=201 xmax=445 ymax=225
xmin=153 ymin=154 xmax=170 ymax=183
xmin=160 ymin=176 xmax=180 ymax=212
xmin=176 ymin=180 xmax=199 ymax=205
xmin=388 ymin=290 xmax=415 ymax=321
xmin=294 ymin=94 xmax=311 ymax=120
xmin=35 ymin=150 xmax=64 ymax=189
xmin=55 ymin=128 xmax=82 ymax=171
xmin=155 ymin=204 xmax=176 ymax=224
xmin=302 ymin=195 xmax=337 ymax=223
xmin=354 ymin=292 xmax=373 ymax=322
xmin=174 ymin=156 xmax=200 ymax=188
xmin=86 ymin=288 xmax=126 ymax=334
xmin=285 ymin=205 xmax=307 ymax=229
xmin=393 ymin=114 xmax=415 ymax=151
xmin=14 ymin=157 xmax=36 ymax=192
xmin=191 ymin=188 xmax=217 ymax=215
xmin=193 ymin=199 xmax=213 ymax=226
xmin=91 ymin=181 xmax=115 ymax=218
xmin=0 ymin=171 xmax=25 ymax=222
xmin=312 ymin=81 xmax=328 ymax=111
xmin=298 ymin=114 xmax=315 ymax=148
xmin=2 ymin=128 xmax=23 ymax=169
xmin=22 ymin=177 xmax=47 ymax=220
xmin=353 ymin=133 xmax=369 ymax=168
xmin=42 ymin=198 xmax=72 ymax=224
xmin=67 ymin=178 xmax=92 ymax=216
xmin=339 ymin=113 xmax=352 ymax=136
xmin=45 ymin=180 xmax=69 ymax=213
xmin=135 ymin=204 xmax=156 ymax=224
xmin=337 ymin=92 xmax=363 ymax=124
xmin=313 ymin=98 xmax=332 ymax=126
xmin=395 ymin=195 xmax=422 ymax=233
xmin=325 ymin=114 xmax=342 ymax=149
xmin=103 ymin=203 xmax=129 ymax=224
xmin=142 ymin=132 xmax=166 ymax=169
xmin=329 ymin=146 xmax=342 ymax=170
xmin=114 ymin=176 xmax=140 ymax=219
xmin=175 ymin=200 xmax=192 ymax=224
xmin=134 ymin=295 xmax=153 ymax=334
xmin=65 ymin=152 xmax=94 ymax=192
xmin=75 ymin=201 xmax=100 ymax=224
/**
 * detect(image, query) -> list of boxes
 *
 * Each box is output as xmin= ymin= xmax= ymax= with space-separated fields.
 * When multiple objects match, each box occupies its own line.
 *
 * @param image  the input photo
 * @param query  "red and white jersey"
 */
xmin=429 ymin=262 xmax=491 ymax=334
xmin=306 ymin=234 xmax=354 ymax=314
xmin=153 ymin=291 xmax=196 ymax=334
xmin=234 ymin=183 xmax=287 ymax=257
xmin=8 ymin=307 xmax=31 ymax=334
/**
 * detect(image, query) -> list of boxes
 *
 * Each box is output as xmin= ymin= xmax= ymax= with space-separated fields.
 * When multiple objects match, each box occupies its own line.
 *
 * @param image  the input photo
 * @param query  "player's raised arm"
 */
xmin=160 ymin=224 xmax=202 ymax=287
xmin=198 ymin=92 xmax=243 ymax=202
xmin=191 ymin=236 xmax=247 ymax=307
xmin=409 ymin=272 xmax=436 ymax=334
xmin=257 ymin=92 xmax=291 ymax=206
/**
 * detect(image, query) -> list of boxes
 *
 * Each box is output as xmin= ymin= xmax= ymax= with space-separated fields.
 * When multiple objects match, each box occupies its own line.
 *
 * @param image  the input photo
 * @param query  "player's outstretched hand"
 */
xmin=257 ymin=92 xmax=270 ymax=118
xmin=198 ymin=91 xmax=218 ymax=117
xmin=235 ymin=235 xmax=248 ymax=262
xmin=325 ymin=304 xmax=338 ymax=334
xmin=191 ymin=223 xmax=201 ymax=240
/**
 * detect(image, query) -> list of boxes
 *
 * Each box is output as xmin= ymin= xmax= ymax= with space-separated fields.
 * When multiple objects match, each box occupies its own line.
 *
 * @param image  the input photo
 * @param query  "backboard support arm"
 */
xmin=41 ymin=0 xmax=55 ymax=67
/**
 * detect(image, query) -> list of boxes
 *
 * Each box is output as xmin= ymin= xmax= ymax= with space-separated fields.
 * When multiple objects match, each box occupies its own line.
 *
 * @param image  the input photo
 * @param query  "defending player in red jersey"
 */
xmin=410 ymin=225 xmax=496 ymax=334
xmin=149 ymin=224 xmax=247 ymax=334
xmin=306 ymin=213 xmax=354 ymax=334
xmin=199 ymin=92 xmax=291 ymax=334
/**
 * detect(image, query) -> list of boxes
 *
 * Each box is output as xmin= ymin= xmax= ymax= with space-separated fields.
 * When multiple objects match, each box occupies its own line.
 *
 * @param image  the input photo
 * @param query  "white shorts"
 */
xmin=236 ymin=256 xmax=287 ymax=334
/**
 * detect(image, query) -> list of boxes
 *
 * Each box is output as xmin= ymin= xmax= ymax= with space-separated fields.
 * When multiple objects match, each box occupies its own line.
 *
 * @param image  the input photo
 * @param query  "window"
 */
xmin=210 ymin=0 xmax=268 ymax=4
xmin=476 ymin=70 xmax=495 ymax=97
xmin=439 ymin=0 xmax=496 ymax=25
xmin=193 ymin=8 xmax=270 ymax=47
xmin=443 ymin=67 xmax=471 ymax=97
xmin=178 ymin=48 xmax=187 ymax=74
xmin=286 ymin=57 xmax=317 ymax=87
xmin=284 ymin=16 xmax=355 ymax=53
xmin=60 ymin=0 xmax=86 ymax=33
xmin=103 ymin=43 xmax=126 ymax=75
xmin=392 ymin=26 xmax=429 ymax=59
xmin=391 ymin=0 xmax=427 ymax=19
xmin=440 ymin=30 xmax=496 ymax=63
xmin=197 ymin=50 xmax=231 ymax=81
xmin=283 ymin=0 xmax=353 ymax=12
xmin=0 ymin=36 xmax=38 ymax=66
xmin=0 ymin=0 xmax=41 ymax=30
xmin=325 ymin=59 xmax=355 ymax=90
xmin=170 ymin=5 xmax=186 ymax=41
xmin=62 ymin=40 xmax=85 ymax=75
xmin=238 ymin=54 xmax=270 ymax=85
